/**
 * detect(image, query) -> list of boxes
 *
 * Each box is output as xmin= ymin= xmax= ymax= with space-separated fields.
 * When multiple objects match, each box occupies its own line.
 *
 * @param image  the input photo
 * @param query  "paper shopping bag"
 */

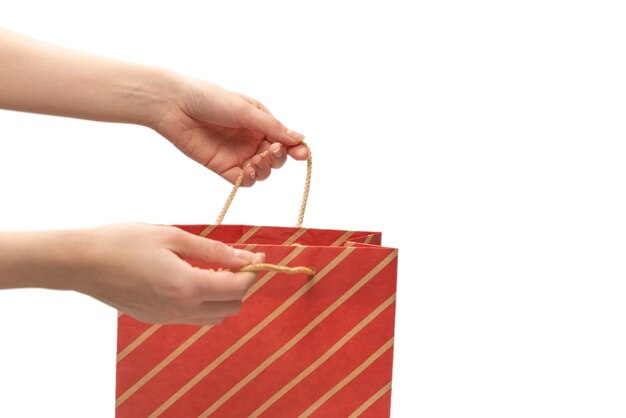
xmin=115 ymin=146 xmax=399 ymax=417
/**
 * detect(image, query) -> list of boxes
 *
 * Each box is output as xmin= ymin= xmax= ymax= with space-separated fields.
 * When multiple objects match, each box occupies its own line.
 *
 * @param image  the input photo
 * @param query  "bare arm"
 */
xmin=0 ymin=224 xmax=264 ymax=325
xmin=0 ymin=27 xmax=307 ymax=185
xmin=0 ymin=27 xmax=172 ymax=126
xmin=0 ymin=28 xmax=305 ymax=325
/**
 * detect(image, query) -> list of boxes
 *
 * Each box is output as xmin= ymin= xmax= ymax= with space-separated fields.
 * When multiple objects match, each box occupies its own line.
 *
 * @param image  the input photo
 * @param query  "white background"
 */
xmin=1 ymin=1 xmax=626 ymax=417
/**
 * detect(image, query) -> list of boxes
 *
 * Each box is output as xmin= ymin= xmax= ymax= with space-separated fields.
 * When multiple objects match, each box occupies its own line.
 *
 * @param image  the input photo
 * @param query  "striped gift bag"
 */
xmin=115 ymin=146 xmax=398 ymax=417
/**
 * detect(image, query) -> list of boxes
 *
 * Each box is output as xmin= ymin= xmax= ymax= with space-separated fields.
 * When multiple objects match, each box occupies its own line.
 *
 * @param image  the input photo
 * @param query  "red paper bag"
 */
xmin=115 ymin=148 xmax=398 ymax=417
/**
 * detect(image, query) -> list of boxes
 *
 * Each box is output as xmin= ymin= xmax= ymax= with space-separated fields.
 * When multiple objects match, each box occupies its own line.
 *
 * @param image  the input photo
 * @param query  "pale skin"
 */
xmin=0 ymin=28 xmax=307 ymax=326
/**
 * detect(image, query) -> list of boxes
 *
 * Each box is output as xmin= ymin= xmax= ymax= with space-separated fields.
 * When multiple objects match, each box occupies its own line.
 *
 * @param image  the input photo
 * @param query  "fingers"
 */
xmin=190 ymin=251 xmax=265 ymax=301
xmin=177 ymin=301 xmax=242 ymax=325
xmin=238 ymin=103 xmax=305 ymax=146
xmin=239 ymin=142 xmax=289 ymax=187
xmin=287 ymin=144 xmax=309 ymax=161
xmin=250 ymin=154 xmax=270 ymax=181
xmin=183 ymin=252 xmax=265 ymax=325
xmin=249 ymin=143 xmax=288 ymax=181
xmin=183 ymin=293 xmax=244 ymax=326
xmin=169 ymin=228 xmax=257 ymax=269
xmin=240 ymin=165 xmax=257 ymax=187
xmin=268 ymin=142 xmax=288 ymax=169
xmin=192 ymin=269 xmax=259 ymax=301
xmin=235 ymin=93 xmax=274 ymax=116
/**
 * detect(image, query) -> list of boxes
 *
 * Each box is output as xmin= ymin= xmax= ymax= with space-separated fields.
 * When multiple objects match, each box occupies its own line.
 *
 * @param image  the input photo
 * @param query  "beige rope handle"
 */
xmin=216 ymin=142 xmax=312 ymax=227
xmin=216 ymin=143 xmax=314 ymax=276
xmin=238 ymin=263 xmax=315 ymax=276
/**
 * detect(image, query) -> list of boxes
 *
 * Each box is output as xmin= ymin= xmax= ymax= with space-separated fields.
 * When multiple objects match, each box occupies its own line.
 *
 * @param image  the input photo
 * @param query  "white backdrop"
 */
xmin=1 ymin=1 xmax=625 ymax=417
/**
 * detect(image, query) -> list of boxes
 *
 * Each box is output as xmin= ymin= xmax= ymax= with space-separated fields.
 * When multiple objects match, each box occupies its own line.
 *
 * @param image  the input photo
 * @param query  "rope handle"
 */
xmin=205 ymin=263 xmax=314 ymax=276
xmin=238 ymin=263 xmax=315 ymax=276
xmin=216 ymin=142 xmax=312 ymax=227
xmin=214 ymin=142 xmax=314 ymax=275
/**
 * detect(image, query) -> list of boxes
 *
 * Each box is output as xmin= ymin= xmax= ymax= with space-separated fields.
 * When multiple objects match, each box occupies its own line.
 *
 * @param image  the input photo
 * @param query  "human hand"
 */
xmin=0 ymin=29 xmax=306 ymax=185
xmin=152 ymin=75 xmax=308 ymax=186
xmin=71 ymin=223 xmax=264 ymax=325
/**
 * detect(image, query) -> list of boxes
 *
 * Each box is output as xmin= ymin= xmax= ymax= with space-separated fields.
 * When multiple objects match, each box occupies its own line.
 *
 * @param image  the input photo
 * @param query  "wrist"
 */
xmin=119 ymin=65 xmax=185 ymax=129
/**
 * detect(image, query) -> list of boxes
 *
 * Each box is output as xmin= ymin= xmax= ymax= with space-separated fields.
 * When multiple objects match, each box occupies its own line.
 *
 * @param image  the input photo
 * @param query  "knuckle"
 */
xmin=175 ymin=284 xmax=197 ymax=304
xmin=156 ymin=280 xmax=197 ymax=322
xmin=236 ymin=101 xmax=255 ymax=122
xmin=208 ymin=240 xmax=230 ymax=259
xmin=163 ymin=278 xmax=197 ymax=308
xmin=248 ymin=98 xmax=263 ymax=110
xmin=268 ymin=117 xmax=284 ymax=132
xmin=237 ymin=99 xmax=252 ymax=114
xmin=161 ymin=225 xmax=185 ymax=243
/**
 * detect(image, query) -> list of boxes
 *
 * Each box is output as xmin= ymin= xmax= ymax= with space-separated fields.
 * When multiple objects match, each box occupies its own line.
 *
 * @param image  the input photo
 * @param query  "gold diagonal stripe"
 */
xmin=347 ymin=381 xmax=392 ymax=418
xmin=117 ymin=324 xmax=160 ymax=363
xmin=199 ymin=225 xmax=216 ymax=237
xmin=248 ymin=294 xmax=396 ymax=418
xmin=148 ymin=247 xmax=358 ymax=417
xmin=298 ymin=337 xmax=395 ymax=417
xmin=364 ymin=234 xmax=374 ymax=244
xmin=283 ymin=228 xmax=308 ymax=245
xmin=115 ymin=324 xmax=213 ymax=407
xmin=330 ymin=230 xmax=356 ymax=247
xmin=116 ymin=242 xmax=306 ymax=406
xmin=235 ymin=226 xmax=261 ymax=244
xmin=201 ymin=256 xmax=396 ymax=417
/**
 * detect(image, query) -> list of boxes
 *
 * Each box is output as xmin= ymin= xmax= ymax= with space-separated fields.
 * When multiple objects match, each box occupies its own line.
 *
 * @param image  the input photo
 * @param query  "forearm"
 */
xmin=0 ymin=28 xmax=179 ymax=127
xmin=0 ymin=224 xmax=262 ymax=325
xmin=0 ymin=229 xmax=88 ymax=291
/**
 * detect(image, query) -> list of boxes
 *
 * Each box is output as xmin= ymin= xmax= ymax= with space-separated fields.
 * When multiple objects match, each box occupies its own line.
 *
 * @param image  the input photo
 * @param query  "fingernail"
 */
xmin=234 ymin=248 xmax=256 ymax=262
xmin=256 ymin=252 xmax=266 ymax=263
xmin=287 ymin=129 xmax=305 ymax=142
xmin=249 ymin=170 xmax=256 ymax=180
xmin=273 ymin=147 xmax=283 ymax=158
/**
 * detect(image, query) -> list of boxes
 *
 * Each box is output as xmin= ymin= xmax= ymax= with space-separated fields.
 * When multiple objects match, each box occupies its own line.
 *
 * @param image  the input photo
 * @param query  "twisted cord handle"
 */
xmin=216 ymin=143 xmax=312 ymax=227
xmin=215 ymin=143 xmax=314 ymax=276
xmin=238 ymin=263 xmax=315 ymax=276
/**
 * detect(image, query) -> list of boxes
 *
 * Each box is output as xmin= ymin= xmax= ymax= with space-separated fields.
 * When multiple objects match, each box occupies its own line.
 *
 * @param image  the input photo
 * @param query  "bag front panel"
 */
xmin=116 ymin=225 xmax=397 ymax=418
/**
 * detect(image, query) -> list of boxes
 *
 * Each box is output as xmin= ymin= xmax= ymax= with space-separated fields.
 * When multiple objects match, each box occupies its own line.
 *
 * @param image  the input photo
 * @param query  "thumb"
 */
xmin=172 ymin=232 xmax=257 ymax=269
xmin=238 ymin=103 xmax=305 ymax=146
